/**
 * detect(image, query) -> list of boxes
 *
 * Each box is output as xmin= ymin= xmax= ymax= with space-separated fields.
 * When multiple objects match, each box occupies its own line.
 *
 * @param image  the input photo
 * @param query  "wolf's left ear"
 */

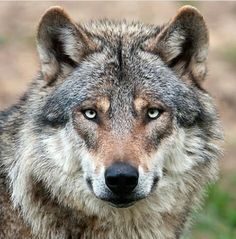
xmin=37 ymin=6 xmax=97 ymax=82
xmin=143 ymin=6 xmax=209 ymax=85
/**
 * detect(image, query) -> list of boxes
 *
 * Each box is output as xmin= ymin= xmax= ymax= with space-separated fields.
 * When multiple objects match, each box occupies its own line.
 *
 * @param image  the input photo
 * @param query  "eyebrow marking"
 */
xmin=99 ymin=97 xmax=110 ymax=113
xmin=134 ymin=98 xmax=148 ymax=112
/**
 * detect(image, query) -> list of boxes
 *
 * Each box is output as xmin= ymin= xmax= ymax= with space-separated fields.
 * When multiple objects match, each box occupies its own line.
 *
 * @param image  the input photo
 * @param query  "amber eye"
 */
xmin=147 ymin=108 xmax=161 ymax=119
xmin=83 ymin=109 xmax=97 ymax=120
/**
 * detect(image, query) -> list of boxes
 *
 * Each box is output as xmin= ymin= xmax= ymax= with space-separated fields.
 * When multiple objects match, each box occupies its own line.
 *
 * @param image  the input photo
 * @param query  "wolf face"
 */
xmin=18 ymin=6 xmax=220 ymax=211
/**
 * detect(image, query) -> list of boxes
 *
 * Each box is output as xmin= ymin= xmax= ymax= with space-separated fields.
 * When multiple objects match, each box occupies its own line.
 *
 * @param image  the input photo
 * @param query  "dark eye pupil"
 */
xmin=147 ymin=108 xmax=160 ymax=119
xmin=84 ymin=109 xmax=97 ymax=119
xmin=150 ymin=110 xmax=155 ymax=114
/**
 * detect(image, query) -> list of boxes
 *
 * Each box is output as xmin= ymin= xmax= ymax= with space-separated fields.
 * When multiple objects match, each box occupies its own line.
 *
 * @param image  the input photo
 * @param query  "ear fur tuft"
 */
xmin=143 ymin=5 xmax=209 ymax=85
xmin=37 ymin=6 xmax=97 ymax=82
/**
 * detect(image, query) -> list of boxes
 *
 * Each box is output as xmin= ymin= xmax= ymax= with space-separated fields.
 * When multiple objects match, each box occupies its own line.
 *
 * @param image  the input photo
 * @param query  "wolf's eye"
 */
xmin=83 ymin=109 xmax=97 ymax=120
xmin=147 ymin=108 xmax=160 ymax=119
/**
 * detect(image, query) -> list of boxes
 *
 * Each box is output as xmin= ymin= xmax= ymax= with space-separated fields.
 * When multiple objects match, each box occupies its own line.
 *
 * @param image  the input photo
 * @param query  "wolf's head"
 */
xmin=19 ymin=6 xmax=220 ymax=210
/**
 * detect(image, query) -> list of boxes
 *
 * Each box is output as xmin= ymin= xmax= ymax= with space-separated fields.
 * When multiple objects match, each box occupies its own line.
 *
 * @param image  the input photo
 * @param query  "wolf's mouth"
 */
xmin=108 ymin=201 xmax=135 ymax=208
xmin=87 ymin=175 xmax=160 ymax=208
xmin=98 ymin=194 xmax=145 ymax=208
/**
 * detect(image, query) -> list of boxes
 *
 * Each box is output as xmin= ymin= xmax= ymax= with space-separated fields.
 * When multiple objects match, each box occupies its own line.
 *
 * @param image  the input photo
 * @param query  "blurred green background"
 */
xmin=0 ymin=1 xmax=235 ymax=238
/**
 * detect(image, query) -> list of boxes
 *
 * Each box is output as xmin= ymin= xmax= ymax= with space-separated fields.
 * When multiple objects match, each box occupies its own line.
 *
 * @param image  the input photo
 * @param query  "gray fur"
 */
xmin=0 ymin=6 xmax=222 ymax=239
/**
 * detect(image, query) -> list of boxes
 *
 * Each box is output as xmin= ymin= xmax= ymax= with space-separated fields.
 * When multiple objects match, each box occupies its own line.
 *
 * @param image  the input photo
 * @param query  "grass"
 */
xmin=179 ymin=1 xmax=199 ymax=7
xmin=185 ymin=174 xmax=236 ymax=239
xmin=220 ymin=44 xmax=236 ymax=66
xmin=0 ymin=35 xmax=7 ymax=46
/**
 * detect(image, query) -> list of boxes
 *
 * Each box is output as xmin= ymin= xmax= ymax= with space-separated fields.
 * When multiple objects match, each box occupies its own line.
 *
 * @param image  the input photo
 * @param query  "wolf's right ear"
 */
xmin=143 ymin=6 xmax=209 ymax=85
xmin=37 ymin=6 xmax=97 ymax=82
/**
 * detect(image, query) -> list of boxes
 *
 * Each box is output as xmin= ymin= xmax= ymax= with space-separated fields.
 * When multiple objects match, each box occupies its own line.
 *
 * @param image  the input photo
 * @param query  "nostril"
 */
xmin=106 ymin=175 xmax=137 ymax=188
xmin=106 ymin=176 xmax=118 ymax=186
xmin=128 ymin=176 xmax=138 ymax=186
xmin=105 ymin=162 xmax=139 ymax=195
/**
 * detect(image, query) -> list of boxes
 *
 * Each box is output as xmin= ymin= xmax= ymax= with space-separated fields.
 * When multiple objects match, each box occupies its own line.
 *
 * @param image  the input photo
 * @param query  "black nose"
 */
xmin=105 ymin=162 xmax=139 ymax=196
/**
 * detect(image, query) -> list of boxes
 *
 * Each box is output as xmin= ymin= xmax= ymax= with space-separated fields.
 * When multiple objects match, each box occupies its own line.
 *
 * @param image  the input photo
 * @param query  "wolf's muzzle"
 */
xmin=105 ymin=162 xmax=139 ymax=196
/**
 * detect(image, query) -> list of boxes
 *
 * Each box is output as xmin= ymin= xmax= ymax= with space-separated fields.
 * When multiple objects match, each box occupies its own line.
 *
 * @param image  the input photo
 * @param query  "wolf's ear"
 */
xmin=143 ymin=6 xmax=209 ymax=85
xmin=37 ymin=6 xmax=97 ymax=82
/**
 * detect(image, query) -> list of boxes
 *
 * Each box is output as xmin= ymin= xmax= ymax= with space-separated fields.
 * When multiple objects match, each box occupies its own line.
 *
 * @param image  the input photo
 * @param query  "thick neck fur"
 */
xmin=0 ymin=95 xmax=220 ymax=238
xmin=0 ymin=11 xmax=223 ymax=238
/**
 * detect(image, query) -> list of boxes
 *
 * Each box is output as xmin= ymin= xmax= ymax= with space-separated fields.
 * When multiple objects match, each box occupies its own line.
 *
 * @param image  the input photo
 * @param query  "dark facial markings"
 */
xmin=71 ymin=92 xmax=173 ymax=159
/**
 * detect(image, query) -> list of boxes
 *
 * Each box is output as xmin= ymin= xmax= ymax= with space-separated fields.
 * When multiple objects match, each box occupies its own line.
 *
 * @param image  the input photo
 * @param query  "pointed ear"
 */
xmin=37 ymin=6 xmax=97 ymax=82
xmin=143 ymin=6 xmax=209 ymax=85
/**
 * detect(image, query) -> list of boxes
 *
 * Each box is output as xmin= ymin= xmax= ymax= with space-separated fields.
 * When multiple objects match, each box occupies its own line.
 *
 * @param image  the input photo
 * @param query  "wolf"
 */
xmin=0 ymin=5 xmax=222 ymax=239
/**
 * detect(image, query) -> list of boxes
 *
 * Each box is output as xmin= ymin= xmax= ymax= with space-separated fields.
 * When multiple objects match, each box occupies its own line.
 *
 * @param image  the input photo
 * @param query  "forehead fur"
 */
xmin=37 ymin=19 xmax=207 ymax=128
xmin=82 ymin=20 xmax=161 ymax=45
